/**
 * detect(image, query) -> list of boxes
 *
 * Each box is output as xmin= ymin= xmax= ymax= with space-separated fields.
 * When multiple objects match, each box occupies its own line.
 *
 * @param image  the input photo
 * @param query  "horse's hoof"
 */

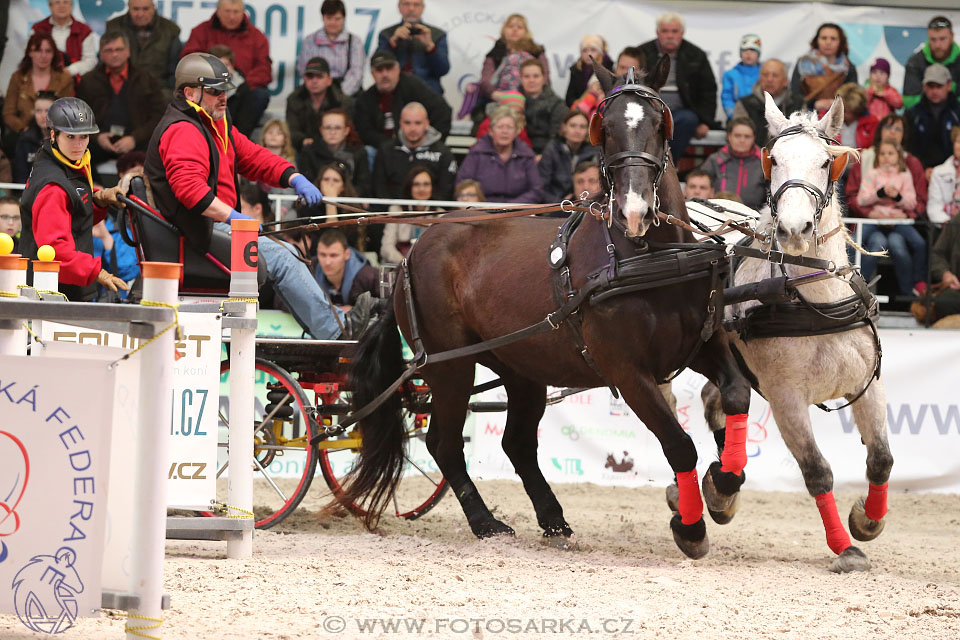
xmin=669 ymin=514 xmax=709 ymax=560
xmin=542 ymin=522 xmax=575 ymax=538
xmin=701 ymin=461 xmax=744 ymax=525
xmin=471 ymin=519 xmax=515 ymax=539
xmin=541 ymin=532 xmax=580 ymax=551
xmin=848 ymin=497 xmax=886 ymax=542
xmin=665 ymin=483 xmax=679 ymax=513
xmin=829 ymin=545 xmax=871 ymax=573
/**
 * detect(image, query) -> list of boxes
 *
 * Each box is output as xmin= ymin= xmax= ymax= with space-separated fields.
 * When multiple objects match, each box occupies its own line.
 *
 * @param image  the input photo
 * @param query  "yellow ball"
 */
xmin=37 ymin=245 xmax=56 ymax=262
xmin=0 ymin=233 xmax=12 ymax=256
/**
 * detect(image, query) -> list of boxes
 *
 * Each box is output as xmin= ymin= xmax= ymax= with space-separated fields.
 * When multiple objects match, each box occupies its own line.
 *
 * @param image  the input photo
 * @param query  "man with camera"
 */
xmin=376 ymin=0 xmax=449 ymax=95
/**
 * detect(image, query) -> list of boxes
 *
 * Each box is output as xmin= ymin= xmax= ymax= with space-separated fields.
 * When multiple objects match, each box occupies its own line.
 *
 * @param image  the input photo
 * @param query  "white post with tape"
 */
xmin=227 ymin=219 xmax=259 ymax=558
xmin=30 ymin=258 xmax=60 ymax=353
xmin=126 ymin=261 xmax=180 ymax=640
xmin=0 ymin=254 xmax=23 ymax=355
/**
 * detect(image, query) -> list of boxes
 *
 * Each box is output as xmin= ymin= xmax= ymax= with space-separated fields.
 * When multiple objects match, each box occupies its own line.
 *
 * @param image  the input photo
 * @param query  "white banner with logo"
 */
xmin=0 ymin=355 xmax=115 ymax=631
xmin=471 ymin=328 xmax=960 ymax=494
xmin=4 ymin=0 xmax=957 ymax=124
xmin=41 ymin=312 xmax=222 ymax=510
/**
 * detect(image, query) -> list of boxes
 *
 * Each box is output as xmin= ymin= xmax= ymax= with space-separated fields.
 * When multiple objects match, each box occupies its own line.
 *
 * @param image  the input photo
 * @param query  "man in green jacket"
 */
xmin=106 ymin=0 xmax=182 ymax=96
xmin=903 ymin=16 xmax=960 ymax=109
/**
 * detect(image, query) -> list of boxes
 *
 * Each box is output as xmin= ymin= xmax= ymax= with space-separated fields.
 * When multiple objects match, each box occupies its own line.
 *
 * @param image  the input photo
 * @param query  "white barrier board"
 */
xmin=0 ymin=355 xmax=115 ymax=632
xmin=471 ymin=329 xmax=960 ymax=493
xmin=41 ymin=313 xmax=222 ymax=509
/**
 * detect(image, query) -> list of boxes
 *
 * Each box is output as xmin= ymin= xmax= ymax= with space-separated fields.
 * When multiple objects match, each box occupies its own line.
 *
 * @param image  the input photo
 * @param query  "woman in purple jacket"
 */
xmin=456 ymin=106 xmax=542 ymax=203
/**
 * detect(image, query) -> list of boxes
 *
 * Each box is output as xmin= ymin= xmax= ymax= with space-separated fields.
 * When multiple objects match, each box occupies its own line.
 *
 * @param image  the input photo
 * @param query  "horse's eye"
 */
xmin=770 ymin=157 xmax=778 ymax=166
xmin=821 ymin=159 xmax=830 ymax=169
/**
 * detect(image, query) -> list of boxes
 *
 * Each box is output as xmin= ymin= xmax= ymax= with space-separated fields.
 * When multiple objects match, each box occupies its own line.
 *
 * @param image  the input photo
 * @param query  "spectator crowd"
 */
xmin=1 ymin=0 xmax=960 ymax=315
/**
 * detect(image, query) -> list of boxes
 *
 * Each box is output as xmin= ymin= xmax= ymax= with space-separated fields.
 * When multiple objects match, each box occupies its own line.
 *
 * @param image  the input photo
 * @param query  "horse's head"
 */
xmin=762 ymin=93 xmax=857 ymax=255
xmin=591 ymin=55 xmax=673 ymax=238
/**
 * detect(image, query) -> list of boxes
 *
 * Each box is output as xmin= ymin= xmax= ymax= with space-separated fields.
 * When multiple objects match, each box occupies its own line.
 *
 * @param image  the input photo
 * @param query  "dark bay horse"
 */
xmin=334 ymin=58 xmax=752 ymax=559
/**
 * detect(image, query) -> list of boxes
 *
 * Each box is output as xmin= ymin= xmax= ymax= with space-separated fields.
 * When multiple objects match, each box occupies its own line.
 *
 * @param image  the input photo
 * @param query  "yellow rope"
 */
xmin=224 ymin=503 xmax=255 ymax=520
xmin=107 ymin=300 xmax=181 ymax=369
xmin=121 ymin=612 xmax=163 ymax=639
xmin=0 ymin=290 xmax=17 ymax=298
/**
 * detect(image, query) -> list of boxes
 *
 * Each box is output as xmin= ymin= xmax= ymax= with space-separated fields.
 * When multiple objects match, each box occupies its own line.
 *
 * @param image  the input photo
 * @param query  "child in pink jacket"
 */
xmin=865 ymin=58 xmax=903 ymax=121
xmin=858 ymin=140 xmax=917 ymax=217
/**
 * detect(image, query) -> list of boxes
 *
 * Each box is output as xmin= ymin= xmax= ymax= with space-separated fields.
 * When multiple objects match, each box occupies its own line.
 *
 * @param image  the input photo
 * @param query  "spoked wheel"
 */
xmin=316 ymin=388 xmax=448 ymax=520
xmin=217 ymin=357 xmax=318 ymax=529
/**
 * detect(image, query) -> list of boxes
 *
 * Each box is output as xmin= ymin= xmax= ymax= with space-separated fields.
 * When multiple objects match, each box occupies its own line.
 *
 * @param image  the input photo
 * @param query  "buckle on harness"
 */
xmin=546 ymin=313 xmax=562 ymax=330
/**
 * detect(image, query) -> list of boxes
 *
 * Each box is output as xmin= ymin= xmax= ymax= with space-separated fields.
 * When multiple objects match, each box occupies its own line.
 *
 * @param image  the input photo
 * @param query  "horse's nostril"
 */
xmin=802 ymin=221 xmax=814 ymax=236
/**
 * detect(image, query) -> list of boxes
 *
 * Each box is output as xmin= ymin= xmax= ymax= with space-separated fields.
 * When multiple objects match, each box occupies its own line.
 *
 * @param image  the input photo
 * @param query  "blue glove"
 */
xmin=290 ymin=174 xmax=323 ymax=206
xmin=226 ymin=209 xmax=262 ymax=231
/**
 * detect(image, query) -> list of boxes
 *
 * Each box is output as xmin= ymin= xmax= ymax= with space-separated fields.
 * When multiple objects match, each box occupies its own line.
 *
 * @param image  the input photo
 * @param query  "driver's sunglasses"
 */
xmin=203 ymin=87 xmax=226 ymax=97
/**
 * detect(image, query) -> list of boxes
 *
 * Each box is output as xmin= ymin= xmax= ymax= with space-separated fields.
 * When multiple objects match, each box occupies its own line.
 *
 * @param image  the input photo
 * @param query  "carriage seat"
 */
xmin=124 ymin=177 xmax=267 ymax=294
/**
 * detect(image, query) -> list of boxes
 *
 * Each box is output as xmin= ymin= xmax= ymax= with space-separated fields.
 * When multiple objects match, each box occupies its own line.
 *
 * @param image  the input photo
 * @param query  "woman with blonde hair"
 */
xmin=259 ymin=119 xmax=296 ymax=164
xmin=565 ymin=34 xmax=613 ymax=106
xmin=836 ymin=82 xmax=878 ymax=149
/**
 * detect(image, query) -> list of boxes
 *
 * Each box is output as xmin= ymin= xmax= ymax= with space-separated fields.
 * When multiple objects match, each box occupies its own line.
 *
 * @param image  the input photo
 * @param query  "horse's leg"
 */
xmin=690 ymin=339 xmax=752 ymax=524
xmin=497 ymin=373 xmax=576 ymax=546
xmin=847 ymin=380 xmax=894 ymax=542
xmin=665 ymin=381 xmax=725 ymax=513
xmin=618 ymin=375 xmax=709 ymax=559
xmin=422 ymin=361 xmax=515 ymax=539
xmin=767 ymin=390 xmax=870 ymax=573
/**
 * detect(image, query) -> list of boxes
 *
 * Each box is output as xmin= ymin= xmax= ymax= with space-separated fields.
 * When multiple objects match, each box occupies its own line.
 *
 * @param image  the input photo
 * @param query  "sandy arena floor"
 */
xmin=2 ymin=480 xmax=959 ymax=639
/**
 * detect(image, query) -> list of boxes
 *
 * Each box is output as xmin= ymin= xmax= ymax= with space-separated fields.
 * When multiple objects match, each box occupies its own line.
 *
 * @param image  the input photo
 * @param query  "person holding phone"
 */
xmin=376 ymin=0 xmax=450 ymax=95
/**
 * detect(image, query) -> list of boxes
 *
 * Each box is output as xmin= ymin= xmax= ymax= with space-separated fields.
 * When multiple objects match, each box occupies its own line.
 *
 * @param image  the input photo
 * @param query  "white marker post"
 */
xmin=127 ymin=261 xmax=180 ymax=640
xmin=13 ymin=257 xmax=28 ymax=349
xmin=227 ymin=219 xmax=259 ymax=558
xmin=0 ymin=254 xmax=23 ymax=356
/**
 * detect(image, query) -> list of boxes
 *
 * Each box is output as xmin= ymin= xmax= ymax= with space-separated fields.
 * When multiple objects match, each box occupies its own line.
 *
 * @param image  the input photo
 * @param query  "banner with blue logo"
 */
xmin=0 ymin=355 xmax=115 ymax=633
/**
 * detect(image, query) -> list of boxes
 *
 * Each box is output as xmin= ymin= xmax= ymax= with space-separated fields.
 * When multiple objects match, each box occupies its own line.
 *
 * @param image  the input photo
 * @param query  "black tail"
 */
xmin=328 ymin=299 xmax=407 ymax=530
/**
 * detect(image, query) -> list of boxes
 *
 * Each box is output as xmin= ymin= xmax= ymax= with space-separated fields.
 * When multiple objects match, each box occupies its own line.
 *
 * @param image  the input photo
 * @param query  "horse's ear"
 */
xmin=648 ymin=55 xmax=670 ymax=91
xmin=818 ymin=96 xmax=844 ymax=139
xmin=763 ymin=91 xmax=788 ymax=137
xmin=593 ymin=56 xmax=615 ymax=96
xmin=589 ymin=111 xmax=603 ymax=145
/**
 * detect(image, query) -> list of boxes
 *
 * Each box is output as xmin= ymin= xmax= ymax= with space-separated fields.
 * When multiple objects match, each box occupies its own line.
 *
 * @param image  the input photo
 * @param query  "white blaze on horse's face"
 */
xmin=623 ymin=189 xmax=648 ymax=236
xmin=763 ymin=92 xmax=845 ymax=256
xmin=623 ymin=102 xmax=644 ymax=130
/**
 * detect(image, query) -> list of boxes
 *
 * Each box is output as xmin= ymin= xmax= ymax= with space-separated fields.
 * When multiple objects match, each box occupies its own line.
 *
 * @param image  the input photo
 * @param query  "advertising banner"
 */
xmin=0 ymin=356 xmax=116 ymax=632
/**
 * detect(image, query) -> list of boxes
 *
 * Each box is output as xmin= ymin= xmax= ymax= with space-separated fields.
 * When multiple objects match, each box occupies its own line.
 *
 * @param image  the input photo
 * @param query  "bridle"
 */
xmin=761 ymin=124 xmax=848 ymax=250
xmin=589 ymin=67 xmax=673 ymax=234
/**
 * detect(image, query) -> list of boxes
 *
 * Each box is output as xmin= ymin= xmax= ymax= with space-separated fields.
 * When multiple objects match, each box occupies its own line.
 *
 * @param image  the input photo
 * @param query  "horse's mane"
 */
xmin=777 ymin=110 xmax=861 ymax=163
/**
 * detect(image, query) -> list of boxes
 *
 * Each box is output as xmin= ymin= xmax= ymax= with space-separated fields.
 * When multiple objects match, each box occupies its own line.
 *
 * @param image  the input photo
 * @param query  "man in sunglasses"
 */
xmin=144 ymin=53 xmax=376 ymax=339
xmin=903 ymin=16 xmax=960 ymax=109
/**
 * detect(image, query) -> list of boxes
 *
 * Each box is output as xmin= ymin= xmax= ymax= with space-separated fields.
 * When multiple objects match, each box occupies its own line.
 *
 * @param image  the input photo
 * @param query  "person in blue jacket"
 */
xmin=313 ymin=229 xmax=380 ymax=308
xmin=722 ymin=34 xmax=762 ymax=119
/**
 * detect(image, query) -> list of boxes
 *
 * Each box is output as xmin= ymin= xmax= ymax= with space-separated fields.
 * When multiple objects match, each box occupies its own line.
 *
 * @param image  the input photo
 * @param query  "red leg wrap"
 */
xmin=864 ymin=482 xmax=889 ymax=522
xmin=720 ymin=413 xmax=748 ymax=475
xmin=676 ymin=470 xmax=703 ymax=526
xmin=815 ymin=491 xmax=852 ymax=555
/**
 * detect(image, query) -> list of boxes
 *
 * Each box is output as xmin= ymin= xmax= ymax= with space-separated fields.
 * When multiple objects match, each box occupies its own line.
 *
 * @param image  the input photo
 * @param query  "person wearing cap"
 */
xmin=905 ymin=63 xmax=960 ymax=171
xmin=181 ymin=0 xmax=272 ymax=135
xmin=76 ymin=31 xmax=165 ymax=163
xmin=144 ymin=53 xmax=376 ymax=339
xmin=353 ymin=49 xmax=452 ymax=150
xmin=865 ymin=58 xmax=902 ymax=121
xmin=286 ymin=56 xmax=349 ymax=152
xmin=18 ymin=97 xmax=129 ymax=301
xmin=297 ymin=0 xmax=365 ymax=96
xmin=721 ymin=34 xmax=762 ymax=119
xmin=903 ymin=16 xmax=960 ymax=110
xmin=637 ymin=12 xmax=717 ymax=162
xmin=377 ymin=0 xmax=450 ymax=95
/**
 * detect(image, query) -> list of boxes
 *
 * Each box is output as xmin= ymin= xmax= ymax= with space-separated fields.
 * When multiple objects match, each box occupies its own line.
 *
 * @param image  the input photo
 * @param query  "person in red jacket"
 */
xmin=181 ymin=0 xmax=272 ymax=135
xmin=144 ymin=53 xmax=375 ymax=339
xmin=31 ymin=0 xmax=98 ymax=77
xmin=19 ymin=97 xmax=128 ymax=301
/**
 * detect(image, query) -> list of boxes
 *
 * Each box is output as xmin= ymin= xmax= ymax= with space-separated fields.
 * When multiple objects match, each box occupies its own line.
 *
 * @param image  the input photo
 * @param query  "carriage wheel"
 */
xmin=317 ymin=406 xmax=448 ymax=520
xmin=217 ymin=357 xmax=319 ymax=529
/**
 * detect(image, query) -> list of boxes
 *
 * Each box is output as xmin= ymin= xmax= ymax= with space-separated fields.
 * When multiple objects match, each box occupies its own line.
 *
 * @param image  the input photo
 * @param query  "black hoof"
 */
xmin=829 ymin=545 xmax=871 ymax=573
xmin=665 ymin=483 xmax=679 ymax=513
xmin=471 ymin=518 xmax=515 ymax=539
xmin=702 ymin=461 xmax=744 ymax=525
xmin=669 ymin=514 xmax=709 ymax=559
xmin=848 ymin=497 xmax=886 ymax=542
xmin=542 ymin=522 xmax=575 ymax=538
